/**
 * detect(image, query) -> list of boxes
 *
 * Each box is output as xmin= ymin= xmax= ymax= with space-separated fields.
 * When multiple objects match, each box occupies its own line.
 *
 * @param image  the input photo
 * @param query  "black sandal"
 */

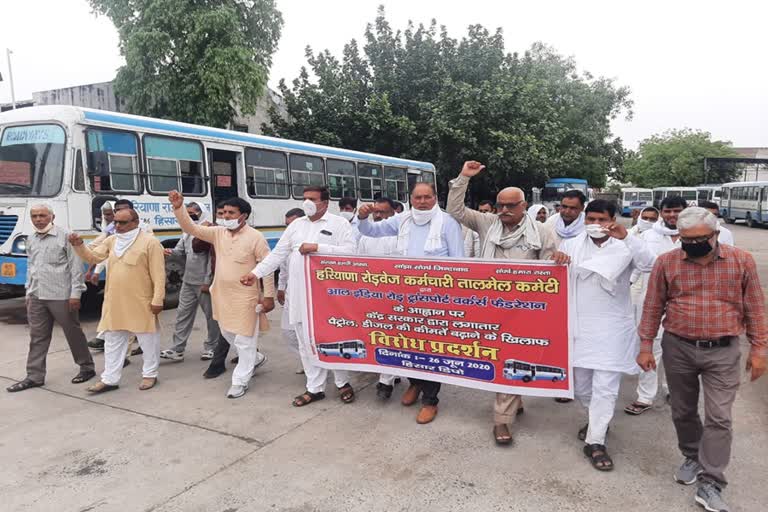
xmin=338 ymin=383 xmax=355 ymax=404
xmin=71 ymin=370 xmax=96 ymax=384
xmin=583 ymin=443 xmax=614 ymax=471
xmin=578 ymin=423 xmax=610 ymax=442
xmin=6 ymin=379 xmax=43 ymax=393
xmin=292 ymin=391 xmax=326 ymax=407
xmin=624 ymin=401 xmax=652 ymax=415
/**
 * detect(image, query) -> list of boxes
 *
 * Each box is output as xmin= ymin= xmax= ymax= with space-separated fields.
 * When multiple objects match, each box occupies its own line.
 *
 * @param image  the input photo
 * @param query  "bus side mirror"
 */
xmin=87 ymin=151 xmax=110 ymax=177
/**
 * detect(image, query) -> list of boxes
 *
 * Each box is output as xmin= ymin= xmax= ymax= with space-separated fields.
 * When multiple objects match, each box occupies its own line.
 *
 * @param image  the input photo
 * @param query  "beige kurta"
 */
xmin=73 ymin=232 xmax=166 ymax=333
xmin=174 ymin=206 xmax=275 ymax=337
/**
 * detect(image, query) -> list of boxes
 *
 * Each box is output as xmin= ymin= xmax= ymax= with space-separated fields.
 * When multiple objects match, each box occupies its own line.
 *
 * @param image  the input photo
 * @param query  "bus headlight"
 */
xmin=11 ymin=235 xmax=27 ymax=255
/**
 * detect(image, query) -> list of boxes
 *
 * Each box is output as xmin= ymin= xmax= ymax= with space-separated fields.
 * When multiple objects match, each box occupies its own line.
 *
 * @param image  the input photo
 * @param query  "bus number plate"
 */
xmin=1 ymin=263 xmax=16 ymax=278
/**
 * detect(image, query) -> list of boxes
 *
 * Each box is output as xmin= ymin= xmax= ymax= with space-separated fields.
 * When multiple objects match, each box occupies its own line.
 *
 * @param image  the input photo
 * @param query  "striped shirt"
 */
xmin=639 ymin=244 xmax=768 ymax=357
xmin=26 ymin=225 xmax=86 ymax=300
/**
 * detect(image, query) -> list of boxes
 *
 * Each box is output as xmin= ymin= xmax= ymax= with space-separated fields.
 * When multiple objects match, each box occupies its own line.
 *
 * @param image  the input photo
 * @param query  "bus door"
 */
xmin=208 ymin=148 xmax=240 ymax=204
xmin=761 ymin=187 xmax=768 ymax=222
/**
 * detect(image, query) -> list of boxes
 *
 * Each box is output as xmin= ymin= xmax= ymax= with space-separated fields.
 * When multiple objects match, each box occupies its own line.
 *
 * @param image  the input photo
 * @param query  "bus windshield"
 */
xmin=541 ymin=183 xmax=587 ymax=202
xmin=0 ymin=124 xmax=66 ymax=196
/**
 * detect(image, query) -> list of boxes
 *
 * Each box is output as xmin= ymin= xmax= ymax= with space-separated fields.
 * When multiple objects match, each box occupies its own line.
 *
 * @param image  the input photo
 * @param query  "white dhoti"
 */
xmin=574 ymin=367 xmax=623 ymax=445
xmin=294 ymin=322 xmax=350 ymax=394
xmin=633 ymin=305 xmax=668 ymax=405
xmin=102 ymin=330 xmax=160 ymax=385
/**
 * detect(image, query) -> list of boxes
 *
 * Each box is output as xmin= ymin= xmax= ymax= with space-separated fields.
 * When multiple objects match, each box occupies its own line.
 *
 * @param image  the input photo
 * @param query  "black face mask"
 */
xmin=681 ymin=240 xmax=713 ymax=258
xmin=190 ymin=214 xmax=200 ymax=221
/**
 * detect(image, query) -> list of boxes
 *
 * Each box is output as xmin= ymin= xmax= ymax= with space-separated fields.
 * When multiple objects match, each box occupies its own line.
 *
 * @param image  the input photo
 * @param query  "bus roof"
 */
xmin=546 ymin=178 xmax=588 ymax=184
xmin=721 ymin=181 xmax=768 ymax=188
xmin=0 ymin=105 xmax=436 ymax=172
xmin=620 ymin=187 xmax=652 ymax=192
xmin=652 ymin=186 xmax=699 ymax=191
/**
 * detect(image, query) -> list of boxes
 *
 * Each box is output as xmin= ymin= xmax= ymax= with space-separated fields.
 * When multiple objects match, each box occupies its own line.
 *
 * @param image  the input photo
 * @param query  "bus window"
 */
xmin=419 ymin=170 xmax=435 ymax=184
xmin=290 ymin=154 xmax=324 ymax=198
xmin=245 ymin=148 xmax=289 ymax=198
xmin=0 ymin=124 xmax=66 ymax=197
xmin=639 ymin=191 xmax=653 ymax=202
xmin=624 ymin=191 xmax=638 ymax=202
xmin=327 ymin=159 xmax=356 ymax=199
xmin=87 ymin=128 xmax=140 ymax=193
xmin=144 ymin=136 xmax=205 ymax=195
xmin=682 ymin=190 xmax=697 ymax=202
xmin=698 ymin=190 xmax=709 ymax=201
xmin=358 ymin=163 xmax=383 ymax=200
xmin=384 ymin=166 xmax=407 ymax=202
xmin=72 ymin=149 xmax=86 ymax=192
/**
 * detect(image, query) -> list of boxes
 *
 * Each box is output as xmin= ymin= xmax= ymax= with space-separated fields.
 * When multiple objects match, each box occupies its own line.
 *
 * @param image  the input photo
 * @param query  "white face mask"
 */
xmin=585 ymin=223 xmax=609 ymax=239
xmin=302 ymin=199 xmax=318 ymax=217
xmin=339 ymin=211 xmax=355 ymax=222
xmin=636 ymin=218 xmax=655 ymax=233
xmin=411 ymin=204 xmax=438 ymax=226
xmin=34 ymin=223 xmax=54 ymax=234
xmin=219 ymin=218 xmax=241 ymax=231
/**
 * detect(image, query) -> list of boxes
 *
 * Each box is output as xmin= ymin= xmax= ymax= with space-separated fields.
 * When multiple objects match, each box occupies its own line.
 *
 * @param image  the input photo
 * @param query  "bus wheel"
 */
xmin=725 ymin=216 xmax=735 ymax=225
xmin=343 ymin=353 xmax=351 ymax=359
xmin=747 ymin=214 xmax=757 ymax=228
xmin=163 ymin=253 xmax=185 ymax=309
xmin=522 ymin=376 xmax=532 ymax=383
xmin=552 ymin=377 xmax=559 ymax=383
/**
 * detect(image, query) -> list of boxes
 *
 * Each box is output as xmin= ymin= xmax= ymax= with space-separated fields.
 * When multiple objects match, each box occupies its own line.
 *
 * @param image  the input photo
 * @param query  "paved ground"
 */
xmin=1 ymin=222 xmax=767 ymax=512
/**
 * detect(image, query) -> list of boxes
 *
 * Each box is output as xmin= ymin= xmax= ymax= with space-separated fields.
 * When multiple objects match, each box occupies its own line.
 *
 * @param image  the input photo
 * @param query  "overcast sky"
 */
xmin=1 ymin=0 xmax=766 ymax=150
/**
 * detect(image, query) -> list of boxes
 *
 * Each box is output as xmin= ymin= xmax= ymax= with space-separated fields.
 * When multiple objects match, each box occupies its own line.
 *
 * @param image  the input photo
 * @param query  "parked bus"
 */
xmin=539 ymin=178 xmax=590 ymax=212
xmin=696 ymin=185 xmax=722 ymax=207
xmin=619 ymin=187 xmax=653 ymax=216
xmin=0 ymin=106 xmax=437 ymax=302
xmin=651 ymin=187 xmax=699 ymax=208
xmin=502 ymin=359 xmax=566 ymax=383
xmin=720 ymin=181 xmax=768 ymax=227
xmin=317 ymin=340 xmax=367 ymax=359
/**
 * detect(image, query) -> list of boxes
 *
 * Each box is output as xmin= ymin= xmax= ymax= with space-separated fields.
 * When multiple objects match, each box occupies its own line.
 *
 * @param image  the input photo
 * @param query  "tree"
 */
xmin=90 ymin=0 xmax=283 ymax=127
xmin=265 ymin=7 xmax=631 ymax=201
xmin=624 ymin=129 xmax=740 ymax=188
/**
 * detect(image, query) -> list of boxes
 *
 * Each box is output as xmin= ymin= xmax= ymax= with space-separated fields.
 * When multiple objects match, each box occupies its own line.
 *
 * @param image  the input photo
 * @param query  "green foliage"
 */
xmin=90 ymin=0 xmax=283 ymax=127
xmin=266 ymin=7 xmax=631 ymax=200
xmin=624 ymin=129 xmax=740 ymax=188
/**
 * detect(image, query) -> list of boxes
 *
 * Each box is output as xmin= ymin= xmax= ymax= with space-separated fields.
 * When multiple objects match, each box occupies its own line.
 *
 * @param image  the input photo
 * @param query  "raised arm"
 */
xmin=356 ymin=205 xmax=400 ymax=239
xmin=169 ymin=190 xmax=217 ymax=243
xmin=446 ymin=162 xmax=489 ymax=232
xmin=70 ymin=233 xmax=110 ymax=265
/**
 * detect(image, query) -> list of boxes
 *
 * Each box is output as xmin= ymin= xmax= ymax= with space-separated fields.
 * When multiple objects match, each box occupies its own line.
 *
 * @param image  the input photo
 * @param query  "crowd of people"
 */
xmin=7 ymin=161 xmax=767 ymax=512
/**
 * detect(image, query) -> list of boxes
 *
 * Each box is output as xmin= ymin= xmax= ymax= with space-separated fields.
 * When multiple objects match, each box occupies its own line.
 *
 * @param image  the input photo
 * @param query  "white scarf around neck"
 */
xmin=555 ymin=212 xmax=585 ymax=239
xmin=481 ymin=214 xmax=542 ymax=258
xmin=114 ymin=227 xmax=141 ymax=257
xmin=571 ymin=233 xmax=633 ymax=295
xmin=396 ymin=203 xmax=444 ymax=254
xmin=652 ymin=219 xmax=679 ymax=236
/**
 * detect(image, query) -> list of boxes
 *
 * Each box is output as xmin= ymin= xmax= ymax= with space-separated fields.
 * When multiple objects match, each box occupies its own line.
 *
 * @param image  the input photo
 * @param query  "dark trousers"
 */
xmin=662 ymin=331 xmax=741 ymax=488
xmin=26 ymin=296 xmax=95 ymax=383
xmin=409 ymin=378 xmax=441 ymax=406
xmin=206 ymin=334 xmax=230 ymax=372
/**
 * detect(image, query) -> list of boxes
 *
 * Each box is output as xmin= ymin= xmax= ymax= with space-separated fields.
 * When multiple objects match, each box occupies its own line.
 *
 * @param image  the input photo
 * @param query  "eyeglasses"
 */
xmin=113 ymin=220 xmax=135 ymax=226
xmin=679 ymin=232 xmax=716 ymax=244
xmin=495 ymin=201 xmax=524 ymax=211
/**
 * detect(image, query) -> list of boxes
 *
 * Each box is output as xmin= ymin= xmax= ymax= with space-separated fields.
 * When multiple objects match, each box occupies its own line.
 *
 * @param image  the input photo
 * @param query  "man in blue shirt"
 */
xmin=357 ymin=182 xmax=465 ymax=424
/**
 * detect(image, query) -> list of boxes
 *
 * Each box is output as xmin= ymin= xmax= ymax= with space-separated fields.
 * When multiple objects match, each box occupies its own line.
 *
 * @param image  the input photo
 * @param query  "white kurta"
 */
xmin=358 ymin=235 xmax=398 ymax=256
xmin=561 ymin=233 xmax=657 ymax=374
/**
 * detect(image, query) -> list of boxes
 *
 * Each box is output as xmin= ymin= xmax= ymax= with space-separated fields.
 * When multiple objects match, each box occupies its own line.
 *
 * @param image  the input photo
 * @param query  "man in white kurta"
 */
xmin=625 ymin=196 xmax=686 ymax=414
xmin=242 ymin=186 xmax=358 ymax=407
xmin=357 ymin=197 xmax=401 ymax=399
xmin=560 ymin=199 xmax=656 ymax=470
xmin=544 ymin=189 xmax=587 ymax=245
xmin=277 ymin=208 xmax=306 ymax=373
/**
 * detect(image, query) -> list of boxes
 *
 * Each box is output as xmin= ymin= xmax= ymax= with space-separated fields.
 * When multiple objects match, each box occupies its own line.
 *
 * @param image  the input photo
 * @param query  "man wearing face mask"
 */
xmin=638 ymin=207 xmax=766 ymax=512
xmin=628 ymin=207 xmax=659 ymax=236
xmin=6 ymin=205 xmax=95 ymax=392
xmin=170 ymin=192 xmax=275 ymax=399
xmin=447 ymin=161 xmax=565 ymax=443
xmin=558 ymin=199 xmax=656 ymax=471
xmin=544 ymin=189 xmax=588 ymax=244
xmin=338 ymin=197 xmax=362 ymax=244
xmin=159 ymin=202 xmax=220 ymax=362
xmin=240 ymin=186 xmax=358 ymax=407
xmin=69 ymin=208 xmax=166 ymax=393
xmin=624 ymin=196 xmax=686 ymax=416
xmin=357 ymin=182 xmax=465 ymax=424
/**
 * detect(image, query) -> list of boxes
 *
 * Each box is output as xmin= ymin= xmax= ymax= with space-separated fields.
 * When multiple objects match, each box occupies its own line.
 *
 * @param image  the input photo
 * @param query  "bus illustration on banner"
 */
xmin=503 ymin=359 xmax=567 ymax=383
xmin=318 ymin=340 xmax=367 ymax=360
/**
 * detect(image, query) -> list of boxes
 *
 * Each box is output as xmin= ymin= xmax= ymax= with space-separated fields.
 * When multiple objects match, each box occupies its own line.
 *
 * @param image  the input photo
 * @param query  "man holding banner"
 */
xmin=447 ymin=161 xmax=562 ymax=445
xmin=357 ymin=182 xmax=464 ymax=424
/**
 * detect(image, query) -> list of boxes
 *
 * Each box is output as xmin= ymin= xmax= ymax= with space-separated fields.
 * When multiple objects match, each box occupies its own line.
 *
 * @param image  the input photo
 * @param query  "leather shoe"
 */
xmin=401 ymin=384 xmax=421 ymax=406
xmin=416 ymin=405 xmax=438 ymax=424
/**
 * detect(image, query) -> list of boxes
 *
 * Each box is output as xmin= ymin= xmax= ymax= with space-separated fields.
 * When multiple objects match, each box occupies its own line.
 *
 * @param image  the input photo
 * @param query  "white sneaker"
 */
xmin=253 ymin=351 xmax=268 ymax=369
xmin=160 ymin=349 xmax=184 ymax=361
xmin=200 ymin=350 xmax=214 ymax=361
xmin=226 ymin=384 xmax=248 ymax=399
xmin=296 ymin=365 xmax=305 ymax=375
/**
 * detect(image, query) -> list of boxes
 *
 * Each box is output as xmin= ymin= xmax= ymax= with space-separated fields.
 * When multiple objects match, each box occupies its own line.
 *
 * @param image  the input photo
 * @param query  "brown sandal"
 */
xmin=494 ymin=424 xmax=513 ymax=445
xmin=292 ymin=391 xmax=326 ymax=407
xmin=139 ymin=377 xmax=157 ymax=390
xmin=338 ymin=383 xmax=355 ymax=404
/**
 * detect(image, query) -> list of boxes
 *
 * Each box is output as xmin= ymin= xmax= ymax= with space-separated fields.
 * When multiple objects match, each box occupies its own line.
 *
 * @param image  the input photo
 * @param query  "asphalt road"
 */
xmin=1 ymin=221 xmax=766 ymax=512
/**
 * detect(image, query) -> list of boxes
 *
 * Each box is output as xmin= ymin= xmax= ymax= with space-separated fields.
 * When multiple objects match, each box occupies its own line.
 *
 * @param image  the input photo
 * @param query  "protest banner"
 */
xmin=304 ymin=254 xmax=571 ymax=398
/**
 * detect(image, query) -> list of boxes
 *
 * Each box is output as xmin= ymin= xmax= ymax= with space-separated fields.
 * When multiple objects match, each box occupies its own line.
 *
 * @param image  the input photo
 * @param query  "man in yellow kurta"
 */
xmin=69 ymin=208 xmax=165 ymax=393
xmin=169 ymin=190 xmax=275 ymax=399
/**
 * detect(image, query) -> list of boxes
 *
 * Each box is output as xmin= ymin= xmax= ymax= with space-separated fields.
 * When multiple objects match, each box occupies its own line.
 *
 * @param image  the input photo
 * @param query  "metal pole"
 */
xmin=6 ymin=49 xmax=16 ymax=109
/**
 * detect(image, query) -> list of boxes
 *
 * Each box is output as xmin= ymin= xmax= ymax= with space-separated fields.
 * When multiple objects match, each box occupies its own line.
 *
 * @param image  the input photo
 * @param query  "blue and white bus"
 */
xmin=540 ymin=178 xmax=590 ymax=212
xmin=502 ymin=359 xmax=566 ymax=383
xmin=620 ymin=187 xmax=653 ymax=216
xmin=720 ymin=181 xmax=768 ymax=227
xmin=651 ymin=187 xmax=698 ymax=209
xmin=0 ymin=106 xmax=436 ymax=300
xmin=317 ymin=340 xmax=367 ymax=359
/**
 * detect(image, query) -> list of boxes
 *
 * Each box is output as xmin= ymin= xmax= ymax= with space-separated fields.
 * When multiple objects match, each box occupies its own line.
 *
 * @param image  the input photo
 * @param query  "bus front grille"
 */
xmin=0 ymin=215 xmax=19 ymax=245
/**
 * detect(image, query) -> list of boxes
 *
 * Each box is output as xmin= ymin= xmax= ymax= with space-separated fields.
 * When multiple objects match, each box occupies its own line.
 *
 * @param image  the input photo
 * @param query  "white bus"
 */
xmin=696 ymin=185 xmax=722 ymax=207
xmin=720 ymin=181 xmax=768 ymax=227
xmin=0 ymin=106 xmax=436 ymax=302
xmin=317 ymin=340 xmax=367 ymax=359
xmin=619 ymin=187 xmax=653 ymax=216
xmin=502 ymin=359 xmax=566 ymax=383
xmin=651 ymin=187 xmax=699 ymax=209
